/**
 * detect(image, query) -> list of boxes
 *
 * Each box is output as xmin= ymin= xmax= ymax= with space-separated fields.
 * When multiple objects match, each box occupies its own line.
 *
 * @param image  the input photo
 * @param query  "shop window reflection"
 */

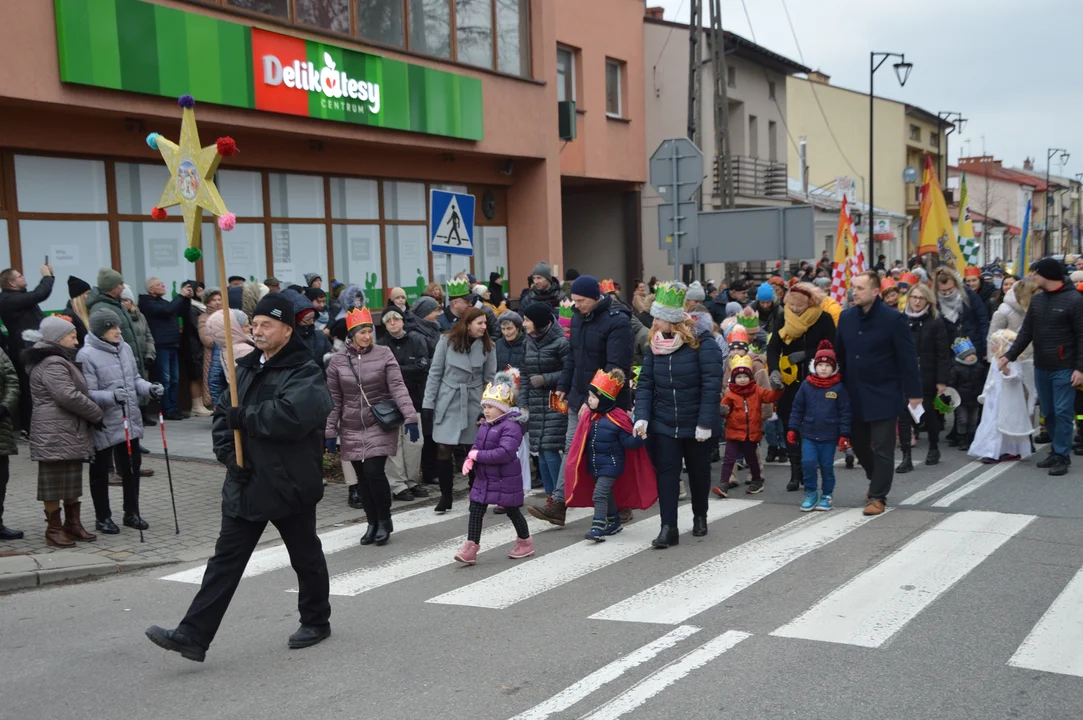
xmin=357 ymin=0 xmax=405 ymax=46
xmin=226 ymin=0 xmax=289 ymax=20
xmin=295 ymin=0 xmax=350 ymax=32
xmin=409 ymin=0 xmax=451 ymax=59
xmin=456 ymin=0 xmax=493 ymax=70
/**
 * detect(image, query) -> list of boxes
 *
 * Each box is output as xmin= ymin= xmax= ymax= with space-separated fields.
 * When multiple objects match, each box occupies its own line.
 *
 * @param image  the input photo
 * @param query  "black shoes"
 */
xmin=163 ymin=412 xmax=187 ymax=422
xmin=651 ymin=525 xmax=680 ymax=549
xmin=359 ymin=524 xmax=377 ymax=546
xmin=392 ymin=489 xmax=414 ymax=502
xmin=0 ymin=524 xmax=24 ymax=540
xmin=845 ymin=455 xmax=854 ymax=469
xmin=347 ymin=484 xmax=363 ymax=509
xmin=896 ymin=449 xmax=913 ymax=474
xmin=692 ymin=516 xmax=708 ymax=537
xmin=434 ymin=494 xmax=452 ymax=514
xmin=1035 ymin=430 xmax=1051 ymax=444
xmin=925 ymin=448 xmax=941 ymax=466
xmin=96 ymin=517 xmax=120 ymax=534
xmin=288 ymin=624 xmax=331 ymax=649
xmin=145 ymin=625 xmax=207 ymax=662
xmin=785 ymin=477 xmax=801 ymax=492
xmin=1036 ymin=452 xmax=1060 ymax=469
xmin=1047 ymin=455 xmax=1071 ymax=476
xmin=410 ymin=485 xmax=430 ymax=498
xmin=123 ymin=513 xmax=149 ymax=530
xmin=373 ymin=520 xmax=392 ymax=546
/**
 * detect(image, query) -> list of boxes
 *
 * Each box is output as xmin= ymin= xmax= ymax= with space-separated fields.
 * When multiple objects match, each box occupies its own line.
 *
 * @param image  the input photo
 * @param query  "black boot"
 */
xmin=347 ymin=484 xmax=363 ymax=509
xmin=896 ymin=448 xmax=914 ymax=474
xmin=434 ymin=458 xmax=453 ymax=514
xmin=651 ymin=525 xmax=680 ymax=549
xmin=925 ymin=447 xmax=941 ymax=466
xmin=692 ymin=516 xmax=707 ymax=537
xmin=123 ymin=512 xmax=149 ymax=530
xmin=373 ymin=515 xmax=392 ymax=546
xmin=0 ymin=521 xmax=23 ymax=540
xmin=786 ymin=457 xmax=801 ymax=492
xmin=359 ymin=524 xmax=377 ymax=545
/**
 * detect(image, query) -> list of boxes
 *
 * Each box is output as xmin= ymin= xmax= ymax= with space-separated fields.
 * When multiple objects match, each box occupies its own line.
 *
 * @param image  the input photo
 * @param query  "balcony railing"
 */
xmin=714 ymin=156 xmax=788 ymax=200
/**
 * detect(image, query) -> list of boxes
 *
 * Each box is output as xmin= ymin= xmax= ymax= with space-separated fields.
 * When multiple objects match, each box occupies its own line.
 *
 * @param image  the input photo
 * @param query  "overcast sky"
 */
xmin=649 ymin=0 xmax=1083 ymax=182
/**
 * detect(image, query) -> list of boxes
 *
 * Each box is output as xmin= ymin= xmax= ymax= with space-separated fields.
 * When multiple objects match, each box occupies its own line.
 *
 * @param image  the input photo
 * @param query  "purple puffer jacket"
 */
xmin=325 ymin=343 xmax=418 ymax=462
xmin=469 ymin=409 xmax=527 ymax=508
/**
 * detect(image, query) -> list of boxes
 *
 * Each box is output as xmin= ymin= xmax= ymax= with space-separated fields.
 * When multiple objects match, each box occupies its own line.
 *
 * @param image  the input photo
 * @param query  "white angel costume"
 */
xmin=969 ymin=360 xmax=1033 ymax=460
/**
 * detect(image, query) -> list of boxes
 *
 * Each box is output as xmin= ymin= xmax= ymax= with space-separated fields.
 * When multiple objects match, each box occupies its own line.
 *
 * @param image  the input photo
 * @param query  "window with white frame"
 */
xmin=605 ymin=59 xmax=623 ymax=117
xmin=557 ymin=46 xmax=575 ymax=103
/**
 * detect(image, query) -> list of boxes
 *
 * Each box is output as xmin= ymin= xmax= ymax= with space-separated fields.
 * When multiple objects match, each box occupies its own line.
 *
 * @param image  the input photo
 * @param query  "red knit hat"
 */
xmin=813 ymin=340 xmax=837 ymax=371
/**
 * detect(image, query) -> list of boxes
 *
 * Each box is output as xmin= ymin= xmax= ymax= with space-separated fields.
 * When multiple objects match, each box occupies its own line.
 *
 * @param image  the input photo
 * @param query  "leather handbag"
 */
xmin=349 ymin=355 xmax=404 ymax=431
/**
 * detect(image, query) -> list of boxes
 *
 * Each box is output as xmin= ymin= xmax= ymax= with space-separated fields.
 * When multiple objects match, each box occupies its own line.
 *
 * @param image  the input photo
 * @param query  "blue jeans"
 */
xmin=207 ymin=345 xmax=226 ymax=408
xmin=801 ymin=438 xmax=837 ymax=495
xmin=764 ymin=417 xmax=783 ymax=448
xmin=537 ymin=450 xmax=562 ymax=496
xmin=154 ymin=348 xmax=180 ymax=414
xmin=1035 ymin=368 xmax=1074 ymax=458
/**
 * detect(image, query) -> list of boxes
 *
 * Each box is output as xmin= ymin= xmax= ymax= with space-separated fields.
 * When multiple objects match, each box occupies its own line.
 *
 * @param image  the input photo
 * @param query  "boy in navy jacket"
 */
xmin=788 ymin=341 xmax=851 ymax=511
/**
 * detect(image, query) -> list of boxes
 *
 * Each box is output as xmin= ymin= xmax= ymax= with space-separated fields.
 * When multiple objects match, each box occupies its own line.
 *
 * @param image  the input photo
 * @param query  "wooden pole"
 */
xmin=214 ymin=222 xmax=244 ymax=466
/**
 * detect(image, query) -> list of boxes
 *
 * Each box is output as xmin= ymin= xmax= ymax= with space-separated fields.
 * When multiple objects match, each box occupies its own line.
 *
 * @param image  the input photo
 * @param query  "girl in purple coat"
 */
xmin=454 ymin=370 xmax=534 ymax=565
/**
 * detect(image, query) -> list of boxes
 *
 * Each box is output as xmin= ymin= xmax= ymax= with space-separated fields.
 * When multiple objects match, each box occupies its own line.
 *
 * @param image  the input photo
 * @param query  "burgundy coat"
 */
xmin=325 ymin=344 xmax=418 ymax=462
xmin=469 ymin=410 xmax=527 ymax=508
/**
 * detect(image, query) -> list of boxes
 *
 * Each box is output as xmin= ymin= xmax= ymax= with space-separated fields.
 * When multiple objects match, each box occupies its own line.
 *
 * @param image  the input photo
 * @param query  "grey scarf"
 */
xmin=939 ymin=290 xmax=965 ymax=324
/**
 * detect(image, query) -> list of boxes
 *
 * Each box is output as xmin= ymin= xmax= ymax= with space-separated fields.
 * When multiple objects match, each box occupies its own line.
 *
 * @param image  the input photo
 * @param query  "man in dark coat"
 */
xmin=531 ymin=276 xmax=632 ymax=525
xmin=138 ymin=276 xmax=192 ymax=420
xmin=0 ymin=264 xmax=54 ymax=432
xmin=380 ymin=306 xmax=431 ymax=499
xmin=406 ymin=295 xmax=443 ymax=484
xmin=836 ymin=271 xmax=922 ymax=515
xmin=146 ymin=293 xmax=334 ymax=662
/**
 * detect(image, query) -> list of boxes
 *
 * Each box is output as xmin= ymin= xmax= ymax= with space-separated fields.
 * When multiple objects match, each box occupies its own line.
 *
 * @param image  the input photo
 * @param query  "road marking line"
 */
xmin=1009 ymin=566 xmax=1083 ymax=678
xmin=931 ymin=461 xmax=1017 ymax=507
xmin=772 ymin=510 xmax=1035 ymax=648
xmin=506 ymin=625 xmax=701 ymax=720
xmin=160 ymin=504 xmax=470 ymax=584
xmin=429 ymin=501 xmax=760 ymax=609
xmin=900 ymin=460 xmax=983 ymax=505
xmin=578 ymin=630 xmax=752 ymax=720
xmin=590 ymin=508 xmax=882 ymax=626
xmin=322 ymin=509 xmax=593 ymax=597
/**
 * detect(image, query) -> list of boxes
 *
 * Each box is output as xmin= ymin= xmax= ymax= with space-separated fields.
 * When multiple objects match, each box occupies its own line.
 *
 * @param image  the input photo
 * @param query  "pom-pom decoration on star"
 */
xmin=218 ymin=212 xmax=236 ymax=231
xmin=216 ymin=137 xmax=238 ymax=157
xmin=150 ymin=206 xmax=168 ymax=220
xmin=147 ymin=95 xmax=236 ymax=263
xmin=146 ymin=133 xmax=162 ymax=150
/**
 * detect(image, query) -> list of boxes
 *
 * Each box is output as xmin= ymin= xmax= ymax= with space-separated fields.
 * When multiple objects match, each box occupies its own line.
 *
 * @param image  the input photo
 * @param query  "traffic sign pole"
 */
xmin=671 ymin=145 xmax=680 ymax=280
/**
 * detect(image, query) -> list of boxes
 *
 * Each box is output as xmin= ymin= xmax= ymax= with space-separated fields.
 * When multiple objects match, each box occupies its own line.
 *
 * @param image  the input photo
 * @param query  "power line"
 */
xmin=737 ymin=0 xmax=800 ymax=158
xmin=652 ymin=0 xmax=688 ymax=70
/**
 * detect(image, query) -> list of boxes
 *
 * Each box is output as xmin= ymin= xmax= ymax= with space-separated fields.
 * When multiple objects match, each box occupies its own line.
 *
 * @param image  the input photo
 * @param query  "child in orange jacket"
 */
xmin=715 ymin=355 xmax=783 ymax=496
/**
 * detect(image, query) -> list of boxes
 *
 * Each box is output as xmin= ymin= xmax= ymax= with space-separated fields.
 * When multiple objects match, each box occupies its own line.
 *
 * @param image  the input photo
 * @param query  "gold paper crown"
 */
xmin=559 ymin=299 xmax=575 ymax=319
xmin=599 ymin=279 xmax=616 ymax=294
xmin=730 ymin=354 xmax=754 ymax=375
xmin=654 ymin=282 xmax=686 ymax=309
xmin=447 ymin=279 xmax=471 ymax=298
xmin=589 ymin=369 xmax=625 ymax=400
xmin=346 ymin=307 xmax=373 ymax=332
xmin=482 ymin=381 xmax=516 ymax=406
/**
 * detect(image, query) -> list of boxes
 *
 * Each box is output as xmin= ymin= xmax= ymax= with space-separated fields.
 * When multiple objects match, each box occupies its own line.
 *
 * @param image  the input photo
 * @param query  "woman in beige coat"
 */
xmin=989 ymin=278 xmax=1038 ymax=427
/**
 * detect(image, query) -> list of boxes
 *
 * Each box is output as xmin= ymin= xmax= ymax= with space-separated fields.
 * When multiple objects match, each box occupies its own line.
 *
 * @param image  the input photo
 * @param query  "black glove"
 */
xmin=0 ymin=405 xmax=10 ymax=421
xmin=226 ymin=407 xmax=245 ymax=430
xmin=227 ymin=460 xmax=251 ymax=484
xmin=93 ymin=422 xmax=106 ymax=432
xmin=422 ymin=408 xmax=434 ymax=424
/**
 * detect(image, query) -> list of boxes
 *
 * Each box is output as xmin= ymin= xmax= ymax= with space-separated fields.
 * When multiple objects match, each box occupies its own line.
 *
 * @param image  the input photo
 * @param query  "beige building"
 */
xmin=786 ymin=72 xmax=946 ymax=261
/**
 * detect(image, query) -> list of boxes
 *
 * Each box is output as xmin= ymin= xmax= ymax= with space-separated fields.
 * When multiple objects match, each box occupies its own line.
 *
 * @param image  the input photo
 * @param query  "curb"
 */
xmin=0 ymin=557 xmax=178 ymax=593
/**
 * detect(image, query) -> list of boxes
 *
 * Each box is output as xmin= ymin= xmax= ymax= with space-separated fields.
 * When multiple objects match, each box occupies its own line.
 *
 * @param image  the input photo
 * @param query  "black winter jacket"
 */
xmin=558 ymin=295 xmax=634 ymax=411
xmin=0 ymin=275 xmax=54 ymax=356
xmin=836 ymin=298 xmax=922 ymax=423
xmin=1007 ymin=282 xmax=1083 ymax=372
xmin=379 ymin=331 xmax=431 ymax=410
xmin=406 ymin=313 xmax=441 ymax=358
xmin=950 ymin=360 xmax=985 ymax=405
xmin=520 ymin=323 xmax=571 ymax=453
xmin=766 ymin=309 xmax=837 ymax=401
xmin=939 ymin=288 xmax=991 ymax=360
xmin=635 ymin=330 xmax=724 ymax=438
xmin=138 ymin=293 xmax=190 ymax=349
xmin=907 ymin=311 xmax=951 ymax=396
xmin=212 ymin=334 xmax=333 ymax=522
xmin=586 ymin=412 xmax=645 ymax=478
xmin=496 ymin=331 xmax=526 ymax=371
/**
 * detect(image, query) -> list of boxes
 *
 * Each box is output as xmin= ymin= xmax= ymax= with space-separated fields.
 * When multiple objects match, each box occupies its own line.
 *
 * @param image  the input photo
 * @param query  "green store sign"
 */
xmin=54 ymin=0 xmax=484 ymax=141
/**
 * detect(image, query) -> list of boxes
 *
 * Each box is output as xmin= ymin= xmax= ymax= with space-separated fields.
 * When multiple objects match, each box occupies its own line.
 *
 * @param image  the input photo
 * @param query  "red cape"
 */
xmin=564 ymin=408 xmax=658 ymax=511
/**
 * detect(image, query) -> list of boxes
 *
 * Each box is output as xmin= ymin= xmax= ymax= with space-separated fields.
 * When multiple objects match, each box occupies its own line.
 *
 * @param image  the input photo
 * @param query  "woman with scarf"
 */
xmin=633 ymin=282 xmax=723 ymax=549
xmin=896 ymin=283 xmax=951 ymax=472
xmin=422 ymin=307 xmax=497 ymax=513
xmin=767 ymin=282 xmax=837 ymax=492
xmin=181 ymin=281 xmax=212 ymax=417
xmin=935 ymin=267 xmax=991 ymax=361
xmin=198 ymin=288 xmax=223 ymax=408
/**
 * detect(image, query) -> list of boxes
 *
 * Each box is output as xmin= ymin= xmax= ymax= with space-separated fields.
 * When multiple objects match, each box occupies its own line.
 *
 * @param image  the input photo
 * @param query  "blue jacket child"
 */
xmin=788 ymin=340 xmax=851 ymax=512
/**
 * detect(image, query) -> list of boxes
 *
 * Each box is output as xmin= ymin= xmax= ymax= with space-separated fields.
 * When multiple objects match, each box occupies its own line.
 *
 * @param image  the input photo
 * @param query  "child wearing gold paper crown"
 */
xmin=453 ymin=369 xmax=534 ymax=565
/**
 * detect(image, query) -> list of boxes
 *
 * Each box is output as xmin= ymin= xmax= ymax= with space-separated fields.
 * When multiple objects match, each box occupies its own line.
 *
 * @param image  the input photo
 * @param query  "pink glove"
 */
xmin=468 ymin=449 xmax=479 ymax=461
xmin=462 ymin=458 xmax=474 ymax=474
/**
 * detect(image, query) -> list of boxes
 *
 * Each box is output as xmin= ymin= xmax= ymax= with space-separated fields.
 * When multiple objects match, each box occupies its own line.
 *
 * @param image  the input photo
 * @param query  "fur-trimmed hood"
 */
xmin=21 ymin=337 xmax=80 ymax=370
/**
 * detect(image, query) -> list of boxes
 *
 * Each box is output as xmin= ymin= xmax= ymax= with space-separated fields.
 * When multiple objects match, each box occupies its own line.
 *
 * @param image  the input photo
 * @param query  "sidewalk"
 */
xmin=0 ymin=417 xmax=469 ymax=589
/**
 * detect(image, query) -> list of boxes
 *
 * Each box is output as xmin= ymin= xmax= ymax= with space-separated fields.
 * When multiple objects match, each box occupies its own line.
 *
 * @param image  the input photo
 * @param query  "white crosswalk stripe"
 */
xmin=899 ymin=460 xmax=982 ymax=505
xmin=772 ymin=510 xmax=1036 ymax=647
xmin=1009 ymin=566 xmax=1083 ymax=678
xmin=931 ymin=461 xmax=1019 ymax=507
xmin=589 ymin=507 xmax=884 ymax=626
xmin=428 ymin=500 xmax=760 ymax=610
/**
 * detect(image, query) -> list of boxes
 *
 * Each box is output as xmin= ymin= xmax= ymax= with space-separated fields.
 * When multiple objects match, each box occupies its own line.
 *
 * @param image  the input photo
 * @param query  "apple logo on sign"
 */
xmin=321 ymin=52 xmax=340 ymax=97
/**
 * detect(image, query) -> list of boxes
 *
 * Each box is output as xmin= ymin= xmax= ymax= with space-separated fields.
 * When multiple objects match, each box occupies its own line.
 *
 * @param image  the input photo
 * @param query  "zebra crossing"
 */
xmin=160 ymin=488 xmax=1083 ymax=684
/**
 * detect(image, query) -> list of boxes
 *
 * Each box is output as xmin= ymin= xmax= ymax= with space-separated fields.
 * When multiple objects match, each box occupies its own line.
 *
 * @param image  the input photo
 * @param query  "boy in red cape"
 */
xmin=565 ymin=369 xmax=657 ymax=541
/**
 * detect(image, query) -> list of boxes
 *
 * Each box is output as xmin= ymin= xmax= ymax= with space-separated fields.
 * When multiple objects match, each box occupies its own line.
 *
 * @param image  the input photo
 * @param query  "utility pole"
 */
xmin=709 ymin=0 xmax=734 ymax=211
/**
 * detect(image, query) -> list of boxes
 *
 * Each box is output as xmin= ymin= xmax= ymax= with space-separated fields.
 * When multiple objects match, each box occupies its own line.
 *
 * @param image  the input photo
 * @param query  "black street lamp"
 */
xmin=869 ymin=52 xmax=912 ymax=263
xmin=1045 ymin=147 xmax=1069 ymax=255
xmin=937 ymin=111 xmax=966 ymax=185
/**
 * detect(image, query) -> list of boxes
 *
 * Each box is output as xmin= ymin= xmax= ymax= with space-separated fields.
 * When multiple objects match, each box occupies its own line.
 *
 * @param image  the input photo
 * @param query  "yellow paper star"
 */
xmin=153 ymin=107 xmax=229 ymax=254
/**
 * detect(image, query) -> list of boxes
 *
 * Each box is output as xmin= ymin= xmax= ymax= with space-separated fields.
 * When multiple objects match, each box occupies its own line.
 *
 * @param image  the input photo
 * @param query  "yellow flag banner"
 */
xmin=917 ymin=154 xmax=966 ymax=273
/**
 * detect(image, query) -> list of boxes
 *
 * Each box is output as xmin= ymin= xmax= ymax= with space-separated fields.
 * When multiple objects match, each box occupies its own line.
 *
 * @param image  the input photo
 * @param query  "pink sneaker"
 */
xmin=454 ymin=540 xmax=479 ymax=565
xmin=507 ymin=537 xmax=535 ymax=559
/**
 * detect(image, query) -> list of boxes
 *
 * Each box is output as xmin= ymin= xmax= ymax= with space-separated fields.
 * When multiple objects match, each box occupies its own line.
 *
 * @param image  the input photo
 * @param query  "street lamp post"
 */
xmin=1075 ymin=172 xmax=1083 ymax=256
xmin=1045 ymin=147 xmax=1069 ymax=256
xmin=937 ymin=111 xmax=966 ymax=185
xmin=870 ymin=52 xmax=912 ymax=263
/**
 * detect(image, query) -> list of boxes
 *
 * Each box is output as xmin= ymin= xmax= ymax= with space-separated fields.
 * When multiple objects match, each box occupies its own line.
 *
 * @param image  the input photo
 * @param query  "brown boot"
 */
xmin=527 ymin=497 xmax=566 ymax=527
xmin=44 ymin=508 xmax=75 ymax=548
xmin=863 ymin=499 xmax=886 ymax=516
xmin=62 ymin=502 xmax=97 ymax=542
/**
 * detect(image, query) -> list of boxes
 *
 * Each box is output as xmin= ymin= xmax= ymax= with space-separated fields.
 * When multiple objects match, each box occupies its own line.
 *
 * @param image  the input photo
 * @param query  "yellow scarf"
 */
xmin=778 ymin=303 xmax=824 ymax=344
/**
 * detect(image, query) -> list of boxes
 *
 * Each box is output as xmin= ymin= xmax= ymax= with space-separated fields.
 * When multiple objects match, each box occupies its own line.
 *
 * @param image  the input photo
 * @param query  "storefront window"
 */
xmin=272 ymin=223 xmax=328 ymax=286
xmin=217 ymin=169 xmax=264 ymax=218
xmin=357 ymin=0 xmax=405 ymax=47
xmin=332 ymin=224 xmax=383 ymax=306
xmin=432 ymin=252 xmax=471 ymax=287
xmin=383 ymin=181 xmax=426 ymax=221
xmin=269 ymin=173 xmax=325 ymax=218
xmin=496 ymin=0 xmax=529 ymax=77
xmin=119 ymin=222 xmax=201 ymax=302
xmin=115 ymin=162 xmax=168 ymax=215
xmin=0 ymin=222 xmax=11 ymax=276
xmin=202 ymin=223 xmax=267 ymax=289
xmin=330 ymin=177 xmax=379 ymax=220
xmin=456 ymin=0 xmax=493 ymax=70
xmin=226 ymin=0 xmax=289 ymax=19
xmin=20 ymin=220 xmax=110 ymax=312
xmin=385 ymin=225 xmax=429 ymax=302
xmin=295 ymin=0 xmax=350 ymax=33
xmin=409 ymin=0 xmax=452 ymax=59
xmin=15 ymin=156 xmax=107 ymax=214
xmin=475 ymin=225 xmax=507 ymax=294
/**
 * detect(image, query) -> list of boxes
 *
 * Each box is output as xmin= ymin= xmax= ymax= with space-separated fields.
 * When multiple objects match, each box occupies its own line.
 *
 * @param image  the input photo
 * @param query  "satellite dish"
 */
xmin=903 ymin=165 xmax=919 ymax=184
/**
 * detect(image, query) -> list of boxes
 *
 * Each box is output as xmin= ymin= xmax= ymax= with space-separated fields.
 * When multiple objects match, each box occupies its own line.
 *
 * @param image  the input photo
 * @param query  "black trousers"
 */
xmin=420 ymin=412 xmax=438 ymax=482
xmin=350 ymin=457 xmax=390 ymax=524
xmin=14 ymin=353 xmax=31 ymax=434
xmin=89 ymin=439 xmax=142 ymax=520
xmin=179 ymin=508 xmax=331 ymax=647
xmin=649 ymin=434 xmax=712 ymax=527
xmin=852 ymin=419 xmax=896 ymax=500
xmin=0 ymin=455 xmax=9 ymax=522
xmin=898 ymin=395 xmax=939 ymax=450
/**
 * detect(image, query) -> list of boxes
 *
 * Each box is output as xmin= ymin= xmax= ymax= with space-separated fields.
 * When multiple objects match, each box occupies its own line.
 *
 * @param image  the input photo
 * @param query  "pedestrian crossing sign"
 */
xmin=429 ymin=189 xmax=475 ymax=257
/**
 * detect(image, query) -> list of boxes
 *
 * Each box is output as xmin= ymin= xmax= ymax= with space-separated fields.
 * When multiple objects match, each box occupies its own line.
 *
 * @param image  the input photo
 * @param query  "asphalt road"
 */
xmin=3 ymin=441 xmax=1082 ymax=720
